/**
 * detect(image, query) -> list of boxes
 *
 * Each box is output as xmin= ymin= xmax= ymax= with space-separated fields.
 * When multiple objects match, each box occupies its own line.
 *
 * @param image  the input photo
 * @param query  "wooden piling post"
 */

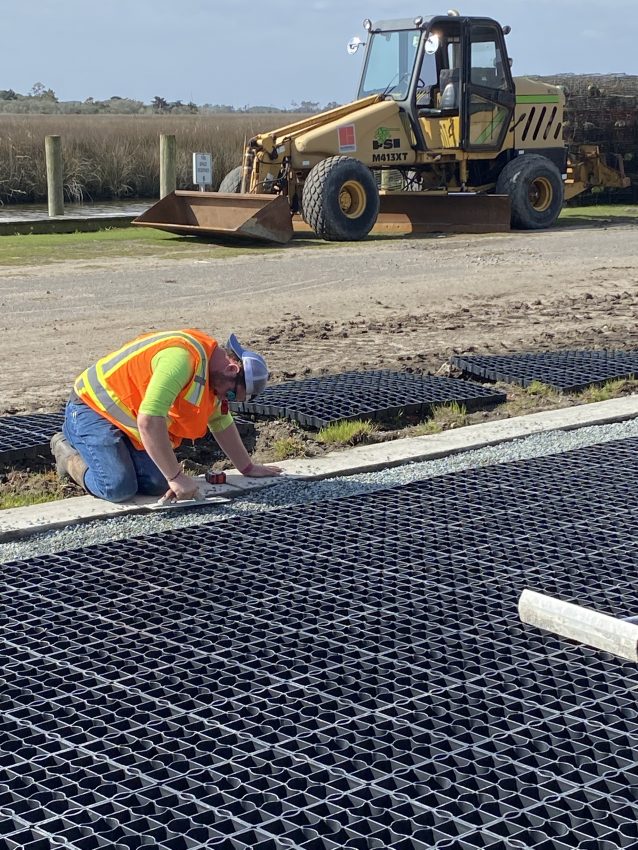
xmin=160 ymin=134 xmax=177 ymax=198
xmin=45 ymin=135 xmax=64 ymax=217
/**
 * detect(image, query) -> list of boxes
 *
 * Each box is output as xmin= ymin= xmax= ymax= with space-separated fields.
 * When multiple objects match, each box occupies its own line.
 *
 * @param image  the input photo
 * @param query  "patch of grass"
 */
xmin=0 ymin=491 xmax=59 ymax=509
xmin=558 ymin=205 xmax=638 ymax=227
xmin=413 ymin=420 xmax=443 ymax=435
xmin=0 ymin=228 xmax=280 ymax=266
xmin=272 ymin=436 xmax=307 ymax=461
xmin=317 ymin=420 xmax=377 ymax=446
xmin=503 ymin=381 xmax=562 ymax=415
xmin=525 ymin=380 xmax=560 ymax=398
xmin=0 ymin=468 xmax=76 ymax=511
xmin=577 ymin=378 xmax=632 ymax=403
xmin=412 ymin=401 xmax=469 ymax=435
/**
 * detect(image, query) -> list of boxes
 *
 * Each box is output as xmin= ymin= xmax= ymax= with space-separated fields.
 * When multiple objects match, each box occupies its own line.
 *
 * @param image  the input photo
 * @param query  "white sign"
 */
xmin=192 ymin=153 xmax=213 ymax=188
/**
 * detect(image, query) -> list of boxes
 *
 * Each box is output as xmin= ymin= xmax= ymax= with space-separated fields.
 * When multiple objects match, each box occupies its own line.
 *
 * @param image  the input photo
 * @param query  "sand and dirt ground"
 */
xmin=1 ymin=219 xmax=637 ymax=503
xmin=1 ymin=221 xmax=637 ymax=416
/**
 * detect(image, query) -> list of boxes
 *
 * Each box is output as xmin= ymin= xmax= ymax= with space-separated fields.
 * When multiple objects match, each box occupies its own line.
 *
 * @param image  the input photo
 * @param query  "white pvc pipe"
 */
xmin=519 ymin=589 xmax=638 ymax=663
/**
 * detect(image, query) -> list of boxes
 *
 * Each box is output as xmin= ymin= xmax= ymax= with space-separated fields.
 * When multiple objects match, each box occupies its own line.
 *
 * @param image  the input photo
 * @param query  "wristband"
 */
xmin=167 ymin=470 xmax=182 ymax=483
xmin=239 ymin=462 xmax=254 ymax=475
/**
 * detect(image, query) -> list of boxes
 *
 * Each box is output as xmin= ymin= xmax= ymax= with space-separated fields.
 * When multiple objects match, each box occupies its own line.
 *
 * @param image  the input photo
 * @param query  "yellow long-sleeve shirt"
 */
xmin=138 ymin=347 xmax=233 ymax=433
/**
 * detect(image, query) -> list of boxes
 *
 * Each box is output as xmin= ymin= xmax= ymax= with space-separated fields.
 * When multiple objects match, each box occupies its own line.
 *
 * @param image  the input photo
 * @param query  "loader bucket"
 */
xmin=132 ymin=191 xmax=294 ymax=244
xmin=375 ymin=193 xmax=511 ymax=234
xmin=291 ymin=192 xmax=511 ymax=238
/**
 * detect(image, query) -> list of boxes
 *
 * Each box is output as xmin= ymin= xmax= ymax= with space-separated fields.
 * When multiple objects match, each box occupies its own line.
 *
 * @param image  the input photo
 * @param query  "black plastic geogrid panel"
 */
xmin=3 ymin=437 xmax=638 ymax=849
xmin=451 ymin=349 xmax=638 ymax=392
xmin=230 ymin=370 xmax=506 ymax=428
xmin=0 ymin=412 xmax=65 ymax=464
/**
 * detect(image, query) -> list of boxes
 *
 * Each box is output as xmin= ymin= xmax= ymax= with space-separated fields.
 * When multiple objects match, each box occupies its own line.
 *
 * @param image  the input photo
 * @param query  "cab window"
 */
xmin=470 ymin=26 xmax=508 ymax=89
xmin=359 ymin=30 xmax=420 ymax=100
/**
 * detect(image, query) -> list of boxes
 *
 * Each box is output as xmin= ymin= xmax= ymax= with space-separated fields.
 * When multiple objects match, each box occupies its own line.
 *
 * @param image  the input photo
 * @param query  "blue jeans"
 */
xmin=63 ymin=399 xmax=168 ymax=502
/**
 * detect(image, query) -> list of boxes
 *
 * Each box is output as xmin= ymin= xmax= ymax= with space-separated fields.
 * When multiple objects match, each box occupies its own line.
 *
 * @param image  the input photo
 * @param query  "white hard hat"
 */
xmin=227 ymin=333 xmax=269 ymax=400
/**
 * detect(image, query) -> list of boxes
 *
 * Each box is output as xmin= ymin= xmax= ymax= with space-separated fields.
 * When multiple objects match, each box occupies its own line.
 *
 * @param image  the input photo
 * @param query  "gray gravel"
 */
xmin=2 ymin=417 xmax=638 ymax=564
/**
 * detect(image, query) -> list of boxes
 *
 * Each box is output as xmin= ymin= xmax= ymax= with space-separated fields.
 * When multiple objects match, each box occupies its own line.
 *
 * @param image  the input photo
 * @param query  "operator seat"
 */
xmin=419 ymin=68 xmax=459 ymax=116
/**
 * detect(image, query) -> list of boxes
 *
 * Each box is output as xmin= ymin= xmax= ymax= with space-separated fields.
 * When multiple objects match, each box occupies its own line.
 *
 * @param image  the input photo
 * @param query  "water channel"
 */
xmin=0 ymin=199 xmax=151 ymax=221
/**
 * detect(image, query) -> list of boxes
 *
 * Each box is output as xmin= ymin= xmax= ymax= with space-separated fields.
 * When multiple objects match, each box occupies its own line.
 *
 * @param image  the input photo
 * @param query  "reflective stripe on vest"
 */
xmin=100 ymin=331 xmax=208 ymax=405
xmin=74 ymin=331 xmax=209 ymax=442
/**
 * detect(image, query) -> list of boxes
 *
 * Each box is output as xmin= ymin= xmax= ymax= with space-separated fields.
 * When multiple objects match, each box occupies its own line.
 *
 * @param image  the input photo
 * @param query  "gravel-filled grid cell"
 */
xmin=5 ymin=437 xmax=638 ymax=848
xmin=451 ymin=348 xmax=638 ymax=392
xmin=0 ymin=411 xmax=65 ymax=463
xmin=229 ymin=369 xmax=505 ymax=427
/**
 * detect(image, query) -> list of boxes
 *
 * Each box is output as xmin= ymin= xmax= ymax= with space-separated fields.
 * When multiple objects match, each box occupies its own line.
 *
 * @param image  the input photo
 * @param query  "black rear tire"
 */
xmin=496 ymin=154 xmax=564 ymax=229
xmin=218 ymin=166 xmax=243 ymax=193
xmin=302 ymin=156 xmax=379 ymax=241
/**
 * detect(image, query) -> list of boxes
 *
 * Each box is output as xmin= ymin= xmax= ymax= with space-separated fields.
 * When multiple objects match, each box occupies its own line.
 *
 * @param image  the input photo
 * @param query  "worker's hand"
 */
xmin=163 ymin=471 xmax=201 ymax=502
xmin=242 ymin=463 xmax=283 ymax=477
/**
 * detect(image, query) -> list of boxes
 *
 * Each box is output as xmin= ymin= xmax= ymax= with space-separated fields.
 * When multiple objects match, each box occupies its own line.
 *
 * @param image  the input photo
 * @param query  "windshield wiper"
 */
xmin=381 ymin=71 xmax=411 ymax=98
xmin=380 ymin=73 xmax=402 ymax=97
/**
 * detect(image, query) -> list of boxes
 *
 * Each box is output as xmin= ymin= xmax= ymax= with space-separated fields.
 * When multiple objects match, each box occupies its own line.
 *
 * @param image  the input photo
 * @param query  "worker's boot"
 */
xmin=50 ymin=433 xmax=88 ymax=490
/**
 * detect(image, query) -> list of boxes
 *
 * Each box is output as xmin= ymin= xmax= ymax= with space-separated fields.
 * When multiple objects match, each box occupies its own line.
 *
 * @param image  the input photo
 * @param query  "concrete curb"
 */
xmin=1 ymin=396 xmax=636 ymax=542
xmin=0 ymin=216 xmax=136 ymax=237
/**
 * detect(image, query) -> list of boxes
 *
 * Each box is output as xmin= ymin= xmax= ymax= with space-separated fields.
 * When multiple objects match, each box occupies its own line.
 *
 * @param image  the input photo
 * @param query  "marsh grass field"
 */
xmin=1 ymin=110 xmax=635 ymax=208
xmin=0 ymin=113 xmax=305 ymax=205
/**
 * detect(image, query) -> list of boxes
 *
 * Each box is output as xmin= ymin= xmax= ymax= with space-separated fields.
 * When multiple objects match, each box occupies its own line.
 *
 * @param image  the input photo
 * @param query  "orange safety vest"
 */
xmin=74 ymin=329 xmax=220 ymax=450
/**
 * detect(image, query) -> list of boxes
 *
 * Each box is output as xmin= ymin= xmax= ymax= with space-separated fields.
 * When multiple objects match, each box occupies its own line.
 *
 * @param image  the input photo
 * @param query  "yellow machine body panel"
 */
xmin=290 ymin=100 xmax=417 ymax=169
xmin=419 ymin=116 xmax=460 ymax=150
xmin=511 ymin=77 xmax=565 ymax=151
xmin=254 ymin=96 xmax=380 ymax=150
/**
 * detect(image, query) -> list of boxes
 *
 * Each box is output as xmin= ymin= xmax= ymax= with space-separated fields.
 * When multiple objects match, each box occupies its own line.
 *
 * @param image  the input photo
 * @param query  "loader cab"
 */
xmin=358 ymin=15 xmax=515 ymax=154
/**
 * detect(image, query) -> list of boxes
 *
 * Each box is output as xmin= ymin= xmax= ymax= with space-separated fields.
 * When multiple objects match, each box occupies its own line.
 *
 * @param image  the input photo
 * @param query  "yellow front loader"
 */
xmin=135 ymin=12 xmax=630 ymax=243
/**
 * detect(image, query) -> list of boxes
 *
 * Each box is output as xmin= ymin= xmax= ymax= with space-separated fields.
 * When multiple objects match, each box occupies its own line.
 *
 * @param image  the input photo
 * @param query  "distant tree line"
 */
xmin=0 ymin=84 xmax=340 ymax=115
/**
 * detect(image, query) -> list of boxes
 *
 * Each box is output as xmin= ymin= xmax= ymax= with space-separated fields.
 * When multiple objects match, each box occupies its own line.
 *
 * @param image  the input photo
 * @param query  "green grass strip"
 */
xmin=0 ymin=227 xmax=280 ymax=266
xmin=516 ymin=95 xmax=561 ymax=103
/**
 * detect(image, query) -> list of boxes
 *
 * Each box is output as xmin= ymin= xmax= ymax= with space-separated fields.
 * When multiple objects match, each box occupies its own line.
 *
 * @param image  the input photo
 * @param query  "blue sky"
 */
xmin=3 ymin=0 xmax=637 ymax=106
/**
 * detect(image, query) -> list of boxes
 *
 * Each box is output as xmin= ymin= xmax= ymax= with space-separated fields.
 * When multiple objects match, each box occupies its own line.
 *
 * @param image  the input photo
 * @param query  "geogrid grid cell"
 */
xmin=3 ymin=437 xmax=638 ymax=848
xmin=451 ymin=349 xmax=638 ymax=392
xmin=0 ymin=412 xmax=251 ymax=466
xmin=0 ymin=412 xmax=65 ymax=463
xmin=230 ymin=369 xmax=506 ymax=427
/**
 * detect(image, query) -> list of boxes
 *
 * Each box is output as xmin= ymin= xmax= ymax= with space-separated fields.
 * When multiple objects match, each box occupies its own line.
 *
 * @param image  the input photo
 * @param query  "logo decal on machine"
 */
xmin=372 ymin=126 xmax=408 ymax=162
xmin=373 ymin=137 xmax=402 ymax=150
xmin=373 ymin=127 xmax=402 ymax=150
xmin=338 ymin=124 xmax=357 ymax=152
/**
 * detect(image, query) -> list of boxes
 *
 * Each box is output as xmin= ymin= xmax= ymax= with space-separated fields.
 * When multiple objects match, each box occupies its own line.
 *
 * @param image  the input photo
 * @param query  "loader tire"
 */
xmin=496 ymin=154 xmax=564 ymax=229
xmin=302 ymin=156 xmax=379 ymax=241
xmin=218 ymin=166 xmax=243 ymax=193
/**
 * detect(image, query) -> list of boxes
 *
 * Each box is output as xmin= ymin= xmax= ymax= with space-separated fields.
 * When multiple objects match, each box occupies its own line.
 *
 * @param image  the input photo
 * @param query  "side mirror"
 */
xmin=347 ymin=35 xmax=365 ymax=54
xmin=424 ymin=33 xmax=440 ymax=55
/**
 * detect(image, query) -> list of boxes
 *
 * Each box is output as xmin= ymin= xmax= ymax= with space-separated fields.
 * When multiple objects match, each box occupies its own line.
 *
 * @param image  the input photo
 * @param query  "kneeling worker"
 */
xmin=51 ymin=328 xmax=281 ymax=502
